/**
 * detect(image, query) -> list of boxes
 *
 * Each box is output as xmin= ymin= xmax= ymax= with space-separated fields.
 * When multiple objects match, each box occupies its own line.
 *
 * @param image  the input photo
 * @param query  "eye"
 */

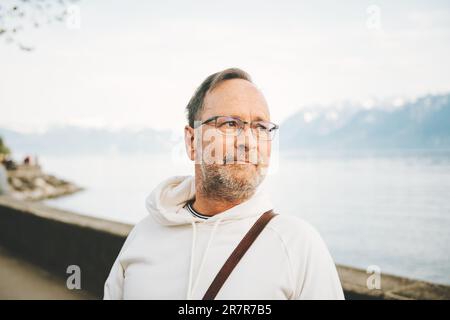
xmin=256 ymin=123 xmax=268 ymax=129
xmin=221 ymin=120 xmax=239 ymax=128
xmin=254 ymin=122 xmax=270 ymax=131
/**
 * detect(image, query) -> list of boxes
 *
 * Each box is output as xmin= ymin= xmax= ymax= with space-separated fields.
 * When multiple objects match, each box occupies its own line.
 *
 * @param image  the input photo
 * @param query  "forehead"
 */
xmin=202 ymin=79 xmax=270 ymax=121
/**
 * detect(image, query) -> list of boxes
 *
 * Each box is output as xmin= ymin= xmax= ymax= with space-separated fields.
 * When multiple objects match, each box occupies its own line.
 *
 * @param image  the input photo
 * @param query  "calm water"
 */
xmin=41 ymin=150 xmax=450 ymax=285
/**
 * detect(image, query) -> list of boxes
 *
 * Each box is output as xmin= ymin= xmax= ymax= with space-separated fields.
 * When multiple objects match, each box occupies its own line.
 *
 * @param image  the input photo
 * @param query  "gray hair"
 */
xmin=185 ymin=68 xmax=252 ymax=128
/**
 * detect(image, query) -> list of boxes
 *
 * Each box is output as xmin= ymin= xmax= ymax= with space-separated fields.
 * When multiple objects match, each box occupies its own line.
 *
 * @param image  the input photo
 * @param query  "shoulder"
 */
xmin=118 ymin=215 xmax=159 ymax=254
xmin=265 ymin=213 xmax=333 ymax=263
xmin=267 ymin=214 xmax=324 ymax=245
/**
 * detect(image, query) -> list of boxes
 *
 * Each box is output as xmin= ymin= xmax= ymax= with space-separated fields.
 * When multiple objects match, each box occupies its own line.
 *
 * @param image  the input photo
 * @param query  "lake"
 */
xmin=40 ymin=149 xmax=450 ymax=286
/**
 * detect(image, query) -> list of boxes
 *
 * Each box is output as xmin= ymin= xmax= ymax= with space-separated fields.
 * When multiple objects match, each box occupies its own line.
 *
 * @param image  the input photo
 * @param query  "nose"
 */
xmin=235 ymin=125 xmax=258 ymax=162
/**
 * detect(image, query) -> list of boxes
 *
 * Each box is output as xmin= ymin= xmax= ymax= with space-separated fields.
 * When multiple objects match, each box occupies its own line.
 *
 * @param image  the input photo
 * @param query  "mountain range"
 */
xmin=1 ymin=93 xmax=449 ymax=156
xmin=280 ymin=93 xmax=450 ymax=150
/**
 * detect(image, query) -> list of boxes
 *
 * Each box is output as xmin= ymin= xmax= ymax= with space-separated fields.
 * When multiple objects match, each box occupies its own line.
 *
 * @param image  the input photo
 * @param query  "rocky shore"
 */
xmin=5 ymin=164 xmax=83 ymax=201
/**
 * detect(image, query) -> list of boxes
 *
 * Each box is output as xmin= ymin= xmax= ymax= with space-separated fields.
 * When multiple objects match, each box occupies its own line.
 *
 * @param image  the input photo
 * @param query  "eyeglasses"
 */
xmin=195 ymin=115 xmax=279 ymax=141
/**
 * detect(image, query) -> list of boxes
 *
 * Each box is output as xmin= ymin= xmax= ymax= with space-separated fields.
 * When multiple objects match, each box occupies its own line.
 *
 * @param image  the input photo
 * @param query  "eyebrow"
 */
xmin=227 ymin=115 xmax=269 ymax=122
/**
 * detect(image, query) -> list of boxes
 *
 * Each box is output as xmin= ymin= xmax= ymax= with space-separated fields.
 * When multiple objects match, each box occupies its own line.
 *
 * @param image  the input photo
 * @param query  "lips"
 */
xmin=223 ymin=155 xmax=258 ymax=165
xmin=225 ymin=160 xmax=256 ymax=165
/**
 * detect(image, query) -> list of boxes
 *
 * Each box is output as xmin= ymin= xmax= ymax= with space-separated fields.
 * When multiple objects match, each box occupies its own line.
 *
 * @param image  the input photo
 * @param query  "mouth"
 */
xmin=222 ymin=155 xmax=259 ymax=165
xmin=224 ymin=160 xmax=258 ymax=166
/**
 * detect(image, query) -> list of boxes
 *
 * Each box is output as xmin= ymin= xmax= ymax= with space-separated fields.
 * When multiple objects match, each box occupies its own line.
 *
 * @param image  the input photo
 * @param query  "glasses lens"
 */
xmin=215 ymin=117 xmax=242 ymax=136
xmin=252 ymin=121 xmax=278 ymax=140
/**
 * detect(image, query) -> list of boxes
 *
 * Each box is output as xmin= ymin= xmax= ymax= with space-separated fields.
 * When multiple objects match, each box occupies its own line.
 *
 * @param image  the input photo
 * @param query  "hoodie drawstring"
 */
xmin=187 ymin=221 xmax=197 ymax=300
xmin=187 ymin=218 xmax=223 ymax=299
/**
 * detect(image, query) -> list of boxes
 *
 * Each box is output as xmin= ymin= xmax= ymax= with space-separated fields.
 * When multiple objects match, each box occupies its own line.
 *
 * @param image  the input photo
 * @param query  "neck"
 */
xmin=192 ymin=189 xmax=242 ymax=216
xmin=192 ymin=174 xmax=245 ymax=216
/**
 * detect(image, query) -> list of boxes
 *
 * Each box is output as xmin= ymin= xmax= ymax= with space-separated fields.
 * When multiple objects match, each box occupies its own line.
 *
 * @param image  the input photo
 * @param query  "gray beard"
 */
xmin=199 ymin=162 xmax=266 ymax=202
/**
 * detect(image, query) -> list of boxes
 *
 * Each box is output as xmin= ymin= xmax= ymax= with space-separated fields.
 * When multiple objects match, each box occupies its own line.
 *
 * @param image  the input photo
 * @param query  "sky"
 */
xmin=1 ymin=0 xmax=450 ymax=133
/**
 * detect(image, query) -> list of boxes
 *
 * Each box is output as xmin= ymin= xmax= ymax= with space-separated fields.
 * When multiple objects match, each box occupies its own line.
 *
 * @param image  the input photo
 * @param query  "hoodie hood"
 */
xmin=145 ymin=175 xmax=274 ymax=226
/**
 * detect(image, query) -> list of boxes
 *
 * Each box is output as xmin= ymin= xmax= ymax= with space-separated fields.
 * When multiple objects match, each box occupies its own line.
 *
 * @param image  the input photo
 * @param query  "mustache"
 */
xmin=222 ymin=154 xmax=262 ymax=165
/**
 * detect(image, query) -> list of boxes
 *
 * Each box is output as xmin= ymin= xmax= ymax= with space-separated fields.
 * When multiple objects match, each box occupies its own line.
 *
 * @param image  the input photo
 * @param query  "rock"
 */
xmin=10 ymin=177 xmax=24 ymax=190
xmin=6 ymin=164 xmax=83 ymax=201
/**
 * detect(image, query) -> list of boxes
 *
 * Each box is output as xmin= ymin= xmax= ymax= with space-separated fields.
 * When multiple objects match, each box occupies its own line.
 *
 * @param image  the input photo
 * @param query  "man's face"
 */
xmin=188 ymin=79 xmax=273 ymax=202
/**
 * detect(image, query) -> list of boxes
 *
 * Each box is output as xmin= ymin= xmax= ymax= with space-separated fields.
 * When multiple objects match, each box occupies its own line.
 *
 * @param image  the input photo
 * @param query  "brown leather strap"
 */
xmin=202 ymin=209 xmax=278 ymax=300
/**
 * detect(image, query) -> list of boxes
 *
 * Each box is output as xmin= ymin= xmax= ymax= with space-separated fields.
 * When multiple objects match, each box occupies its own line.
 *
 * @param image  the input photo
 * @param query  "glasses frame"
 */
xmin=195 ymin=115 xmax=279 ymax=141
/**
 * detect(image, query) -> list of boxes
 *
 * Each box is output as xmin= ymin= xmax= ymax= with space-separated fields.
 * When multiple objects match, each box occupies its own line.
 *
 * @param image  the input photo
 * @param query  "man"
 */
xmin=104 ymin=68 xmax=344 ymax=300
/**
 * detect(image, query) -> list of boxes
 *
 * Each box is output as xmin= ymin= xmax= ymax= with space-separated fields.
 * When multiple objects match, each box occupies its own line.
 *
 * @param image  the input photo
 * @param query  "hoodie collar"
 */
xmin=145 ymin=175 xmax=273 ymax=226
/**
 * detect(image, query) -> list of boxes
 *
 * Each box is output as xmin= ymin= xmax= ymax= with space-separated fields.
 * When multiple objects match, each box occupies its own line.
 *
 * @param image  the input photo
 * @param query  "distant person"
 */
xmin=0 ymin=162 xmax=8 ymax=195
xmin=104 ymin=68 xmax=344 ymax=300
xmin=2 ymin=157 xmax=16 ymax=171
xmin=24 ymin=155 xmax=31 ymax=165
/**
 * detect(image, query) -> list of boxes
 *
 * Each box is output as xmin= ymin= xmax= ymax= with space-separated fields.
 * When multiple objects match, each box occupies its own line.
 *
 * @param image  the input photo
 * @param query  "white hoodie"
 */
xmin=103 ymin=175 xmax=344 ymax=300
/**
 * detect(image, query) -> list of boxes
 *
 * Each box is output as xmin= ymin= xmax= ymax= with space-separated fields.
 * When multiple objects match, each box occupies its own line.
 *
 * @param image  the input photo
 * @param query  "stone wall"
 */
xmin=0 ymin=195 xmax=449 ymax=300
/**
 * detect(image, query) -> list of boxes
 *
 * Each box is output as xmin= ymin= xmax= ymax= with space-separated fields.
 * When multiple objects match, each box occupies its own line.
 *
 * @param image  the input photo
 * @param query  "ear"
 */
xmin=184 ymin=125 xmax=195 ymax=161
